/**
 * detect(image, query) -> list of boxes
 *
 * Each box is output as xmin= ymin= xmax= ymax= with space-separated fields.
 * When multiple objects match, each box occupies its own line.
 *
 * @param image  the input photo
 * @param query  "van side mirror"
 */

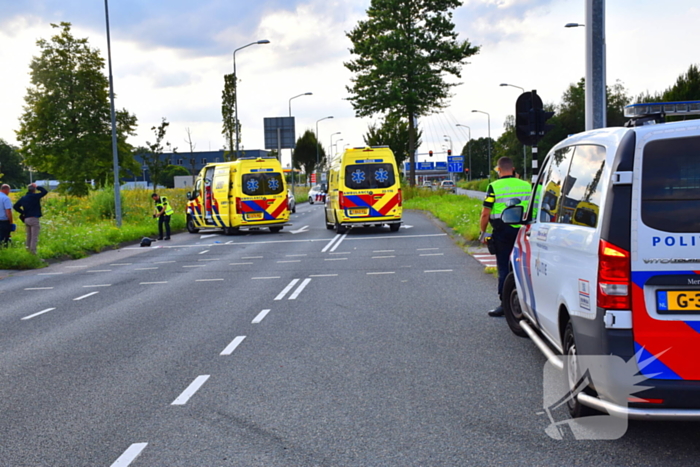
xmin=501 ymin=205 xmax=524 ymax=225
xmin=186 ymin=191 xmax=192 ymax=200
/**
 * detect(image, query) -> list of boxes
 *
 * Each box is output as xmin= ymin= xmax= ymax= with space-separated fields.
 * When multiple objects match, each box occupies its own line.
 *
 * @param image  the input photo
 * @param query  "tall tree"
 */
xmin=142 ymin=118 xmax=171 ymax=191
xmin=345 ymin=0 xmax=479 ymax=186
xmin=459 ymin=137 xmax=495 ymax=180
xmin=17 ymin=22 xmax=138 ymax=196
xmin=184 ymin=127 xmax=198 ymax=176
xmin=0 ymin=140 xmax=28 ymax=187
xmin=363 ymin=114 xmax=422 ymax=168
xmin=292 ymin=130 xmax=326 ymax=184
xmin=221 ymin=73 xmax=240 ymax=161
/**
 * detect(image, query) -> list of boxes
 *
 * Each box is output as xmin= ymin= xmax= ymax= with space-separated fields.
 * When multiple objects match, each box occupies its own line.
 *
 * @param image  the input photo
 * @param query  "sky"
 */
xmin=1 ymin=0 xmax=699 ymax=170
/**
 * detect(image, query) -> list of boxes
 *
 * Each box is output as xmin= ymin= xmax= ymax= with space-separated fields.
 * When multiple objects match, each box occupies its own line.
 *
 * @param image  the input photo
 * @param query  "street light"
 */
xmin=315 ymin=116 xmax=333 ymax=185
xmin=471 ymin=110 xmax=492 ymax=181
xmin=104 ymin=0 xmax=122 ymax=227
xmin=333 ymin=139 xmax=343 ymax=158
xmin=330 ymin=132 xmax=341 ymax=160
xmin=288 ymin=92 xmax=313 ymax=188
xmin=233 ymin=39 xmax=270 ymax=159
xmin=443 ymin=135 xmax=452 ymax=152
xmin=456 ymin=124 xmax=471 ymax=181
xmin=499 ymin=83 xmax=528 ymax=180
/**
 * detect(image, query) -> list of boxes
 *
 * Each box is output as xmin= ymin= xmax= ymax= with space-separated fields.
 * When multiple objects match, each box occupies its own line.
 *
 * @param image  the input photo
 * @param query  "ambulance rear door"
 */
xmin=211 ymin=165 xmax=233 ymax=227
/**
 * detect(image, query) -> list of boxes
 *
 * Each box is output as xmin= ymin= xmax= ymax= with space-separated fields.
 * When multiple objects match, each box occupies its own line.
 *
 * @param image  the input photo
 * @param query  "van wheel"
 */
xmin=503 ymin=272 xmax=528 ymax=338
xmin=563 ymin=321 xmax=599 ymax=418
xmin=292 ymin=206 xmax=296 ymax=213
xmin=269 ymin=226 xmax=282 ymax=233
xmin=223 ymin=227 xmax=239 ymax=235
xmin=335 ymin=221 xmax=347 ymax=234
xmin=389 ymin=223 xmax=401 ymax=232
xmin=187 ymin=215 xmax=199 ymax=234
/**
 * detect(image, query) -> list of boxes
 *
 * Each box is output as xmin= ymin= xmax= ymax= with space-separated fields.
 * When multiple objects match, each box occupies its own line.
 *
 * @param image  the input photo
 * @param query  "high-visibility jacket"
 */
xmin=156 ymin=197 xmax=174 ymax=216
xmin=483 ymin=176 xmax=531 ymax=229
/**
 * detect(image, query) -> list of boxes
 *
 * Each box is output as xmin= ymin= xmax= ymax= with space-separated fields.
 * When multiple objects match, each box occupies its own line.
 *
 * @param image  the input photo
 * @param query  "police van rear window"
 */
xmin=642 ymin=136 xmax=700 ymax=232
xmin=242 ymin=173 xmax=284 ymax=196
xmin=344 ymin=163 xmax=395 ymax=189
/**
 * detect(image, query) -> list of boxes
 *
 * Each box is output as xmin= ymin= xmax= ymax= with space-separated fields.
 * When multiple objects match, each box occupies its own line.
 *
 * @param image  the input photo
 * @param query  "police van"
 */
xmin=186 ymin=155 xmax=290 ymax=234
xmin=324 ymin=146 xmax=402 ymax=233
xmin=500 ymin=101 xmax=700 ymax=420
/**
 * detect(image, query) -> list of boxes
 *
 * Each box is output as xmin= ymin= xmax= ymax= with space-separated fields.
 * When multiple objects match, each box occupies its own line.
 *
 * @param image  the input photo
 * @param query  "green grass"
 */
xmin=403 ymin=191 xmax=483 ymax=241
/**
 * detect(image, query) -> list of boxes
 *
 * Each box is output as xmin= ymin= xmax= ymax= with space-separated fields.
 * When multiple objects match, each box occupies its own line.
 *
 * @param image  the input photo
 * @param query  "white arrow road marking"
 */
xmin=290 ymin=225 xmax=309 ymax=234
xmin=400 ymin=224 xmax=413 ymax=229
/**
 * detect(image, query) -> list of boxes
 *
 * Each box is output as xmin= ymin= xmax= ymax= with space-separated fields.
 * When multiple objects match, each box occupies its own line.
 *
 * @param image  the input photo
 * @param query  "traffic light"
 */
xmin=429 ymin=150 xmax=433 ymax=157
xmin=535 ymin=108 xmax=555 ymax=138
xmin=464 ymin=167 xmax=469 ymax=173
xmin=515 ymin=90 xmax=554 ymax=146
xmin=447 ymin=149 xmax=452 ymax=156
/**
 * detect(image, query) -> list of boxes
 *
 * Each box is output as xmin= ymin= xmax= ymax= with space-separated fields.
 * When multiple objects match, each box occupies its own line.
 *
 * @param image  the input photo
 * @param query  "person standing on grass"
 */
xmin=13 ymin=183 xmax=48 ymax=254
xmin=0 ymin=184 xmax=15 ymax=247
xmin=152 ymin=193 xmax=173 ymax=240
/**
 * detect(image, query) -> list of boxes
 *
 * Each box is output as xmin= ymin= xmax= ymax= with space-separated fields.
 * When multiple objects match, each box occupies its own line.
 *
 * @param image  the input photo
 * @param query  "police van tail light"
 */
xmin=235 ymin=197 xmax=242 ymax=214
xmin=339 ymin=191 xmax=345 ymax=209
xmin=597 ymin=240 xmax=631 ymax=309
xmin=398 ymin=188 xmax=403 ymax=207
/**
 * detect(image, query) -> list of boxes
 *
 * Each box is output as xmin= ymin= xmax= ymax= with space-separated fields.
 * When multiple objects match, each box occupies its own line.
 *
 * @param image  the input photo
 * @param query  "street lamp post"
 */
xmin=456 ymin=124 xmax=471 ymax=181
xmin=330 ymin=132 xmax=341 ymax=161
xmin=288 ymin=92 xmax=313 ymax=188
xmin=471 ymin=110 xmax=492 ymax=181
xmin=104 ymin=0 xmax=122 ymax=227
xmin=233 ymin=39 xmax=270 ymax=159
xmin=499 ymin=83 xmax=529 ymax=180
xmin=333 ymin=139 xmax=343 ymax=158
xmin=315 ymin=116 xmax=333 ymax=186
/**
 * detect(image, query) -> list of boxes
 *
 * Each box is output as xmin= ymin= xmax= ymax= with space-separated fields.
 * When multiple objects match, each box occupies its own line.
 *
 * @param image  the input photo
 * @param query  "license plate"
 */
xmin=246 ymin=212 xmax=264 ymax=220
xmin=348 ymin=208 xmax=368 ymax=216
xmin=657 ymin=290 xmax=700 ymax=313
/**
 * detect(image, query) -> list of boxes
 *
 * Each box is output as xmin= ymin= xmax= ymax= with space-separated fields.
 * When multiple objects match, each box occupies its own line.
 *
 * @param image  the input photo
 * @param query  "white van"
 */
xmin=501 ymin=101 xmax=700 ymax=420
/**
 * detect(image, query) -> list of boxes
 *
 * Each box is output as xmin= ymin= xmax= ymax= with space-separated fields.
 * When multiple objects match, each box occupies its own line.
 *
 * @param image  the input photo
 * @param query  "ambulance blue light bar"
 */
xmin=624 ymin=100 xmax=700 ymax=118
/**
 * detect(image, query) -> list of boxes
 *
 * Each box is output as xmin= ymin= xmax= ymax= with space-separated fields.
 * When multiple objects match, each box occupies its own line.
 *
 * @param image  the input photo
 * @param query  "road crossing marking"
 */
xmin=252 ymin=309 xmax=271 ymax=323
xmin=220 ymin=336 xmax=246 ymax=355
xmin=171 ymin=375 xmax=210 ymax=405
xmin=289 ymin=278 xmax=311 ymax=300
xmin=275 ymin=279 xmax=299 ymax=300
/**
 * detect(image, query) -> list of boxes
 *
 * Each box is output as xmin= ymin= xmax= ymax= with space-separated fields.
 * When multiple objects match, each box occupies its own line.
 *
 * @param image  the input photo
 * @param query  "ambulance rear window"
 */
xmin=242 ymin=173 xmax=284 ymax=196
xmin=642 ymin=136 xmax=700 ymax=232
xmin=344 ymin=163 xmax=395 ymax=189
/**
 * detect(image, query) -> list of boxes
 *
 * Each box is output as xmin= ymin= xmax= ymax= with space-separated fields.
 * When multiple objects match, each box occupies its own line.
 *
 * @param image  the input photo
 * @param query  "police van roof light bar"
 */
xmin=624 ymin=100 xmax=700 ymax=118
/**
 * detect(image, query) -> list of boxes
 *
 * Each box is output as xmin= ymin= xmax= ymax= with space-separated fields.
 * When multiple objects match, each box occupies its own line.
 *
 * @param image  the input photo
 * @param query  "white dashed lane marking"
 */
xmin=252 ymin=309 xmax=271 ymax=324
xmin=74 ymin=291 xmax=99 ymax=301
xmin=21 ymin=308 xmax=56 ymax=320
xmin=110 ymin=442 xmax=148 ymax=467
xmin=220 ymin=336 xmax=246 ymax=355
xmin=171 ymin=375 xmax=210 ymax=405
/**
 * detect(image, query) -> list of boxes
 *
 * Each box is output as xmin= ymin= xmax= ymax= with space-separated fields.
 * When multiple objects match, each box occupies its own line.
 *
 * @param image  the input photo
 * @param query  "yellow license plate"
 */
xmin=246 ymin=212 xmax=264 ymax=220
xmin=657 ymin=290 xmax=700 ymax=313
xmin=348 ymin=208 xmax=368 ymax=216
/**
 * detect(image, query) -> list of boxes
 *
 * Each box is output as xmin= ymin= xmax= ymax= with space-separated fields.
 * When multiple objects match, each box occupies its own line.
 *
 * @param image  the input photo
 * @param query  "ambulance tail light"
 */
xmin=597 ymin=240 xmax=630 ymax=309
xmin=235 ymin=197 xmax=242 ymax=214
xmin=398 ymin=188 xmax=403 ymax=207
xmin=339 ymin=191 xmax=345 ymax=209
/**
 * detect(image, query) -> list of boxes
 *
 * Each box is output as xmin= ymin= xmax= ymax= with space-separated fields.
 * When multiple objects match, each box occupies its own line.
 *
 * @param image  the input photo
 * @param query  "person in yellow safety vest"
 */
xmin=479 ymin=157 xmax=531 ymax=317
xmin=152 ymin=193 xmax=174 ymax=240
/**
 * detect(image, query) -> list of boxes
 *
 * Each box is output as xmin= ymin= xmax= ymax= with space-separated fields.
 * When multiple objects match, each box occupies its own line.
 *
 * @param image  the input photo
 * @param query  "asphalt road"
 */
xmin=0 ymin=203 xmax=698 ymax=466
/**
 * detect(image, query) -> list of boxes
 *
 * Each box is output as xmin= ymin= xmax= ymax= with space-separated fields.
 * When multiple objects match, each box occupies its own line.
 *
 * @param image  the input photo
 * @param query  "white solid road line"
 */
xmin=171 ymin=375 xmax=210 ymax=405
xmin=220 ymin=336 xmax=246 ymax=355
xmin=110 ymin=442 xmax=148 ymax=467
xmin=21 ymin=308 xmax=56 ymax=320
xmin=424 ymin=269 xmax=453 ymax=273
xmin=195 ymin=278 xmax=224 ymax=282
xmin=367 ymin=271 xmax=395 ymax=275
xmin=74 ymin=291 xmax=99 ymax=301
xmin=252 ymin=309 xmax=271 ymax=324
xmin=83 ymin=284 xmax=111 ymax=287
xmin=330 ymin=233 xmax=348 ymax=252
xmin=288 ymin=278 xmax=312 ymax=300
xmin=24 ymin=287 xmax=54 ymax=290
xmin=275 ymin=279 xmax=300 ymax=300
xmin=321 ymin=234 xmax=340 ymax=253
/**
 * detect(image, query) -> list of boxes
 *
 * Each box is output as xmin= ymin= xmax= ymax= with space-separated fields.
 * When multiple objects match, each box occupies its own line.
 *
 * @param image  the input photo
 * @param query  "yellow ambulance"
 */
xmin=324 ymin=146 xmax=402 ymax=234
xmin=186 ymin=155 xmax=290 ymax=234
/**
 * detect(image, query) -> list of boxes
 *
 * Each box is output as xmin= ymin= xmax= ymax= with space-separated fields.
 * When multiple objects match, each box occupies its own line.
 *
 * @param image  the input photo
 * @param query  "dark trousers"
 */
xmin=0 ymin=220 xmax=11 ymax=246
xmin=158 ymin=215 xmax=171 ymax=239
xmin=492 ymin=227 xmax=519 ymax=300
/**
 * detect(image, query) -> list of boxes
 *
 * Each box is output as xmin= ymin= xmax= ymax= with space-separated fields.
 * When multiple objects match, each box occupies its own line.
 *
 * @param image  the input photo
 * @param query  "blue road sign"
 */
xmin=448 ymin=162 xmax=464 ymax=173
xmin=448 ymin=156 xmax=464 ymax=163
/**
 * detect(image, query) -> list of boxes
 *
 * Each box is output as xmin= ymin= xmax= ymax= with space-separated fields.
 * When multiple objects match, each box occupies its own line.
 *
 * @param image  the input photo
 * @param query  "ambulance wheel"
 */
xmin=186 ymin=215 xmax=199 ymax=234
xmin=503 ymin=272 xmax=528 ymax=338
xmin=563 ymin=321 xmax=599 ymax=418
xmin=269 ymin=226 xmax=282 ymax=233
xmin=335 ymin=221 xmax=347 ymax=234
xmin=389 ymin=223 xmax=401 ymax=232
xmin=223 ymin=227 xmax=239 ymax=235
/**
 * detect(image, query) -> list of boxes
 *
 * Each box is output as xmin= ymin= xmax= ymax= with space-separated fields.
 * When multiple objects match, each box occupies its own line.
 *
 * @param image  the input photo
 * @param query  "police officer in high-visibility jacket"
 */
xmin=479 ymin=157 xmax=531 ymax=317
xmin=152 ymin=193 xmax=174 ymax=240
